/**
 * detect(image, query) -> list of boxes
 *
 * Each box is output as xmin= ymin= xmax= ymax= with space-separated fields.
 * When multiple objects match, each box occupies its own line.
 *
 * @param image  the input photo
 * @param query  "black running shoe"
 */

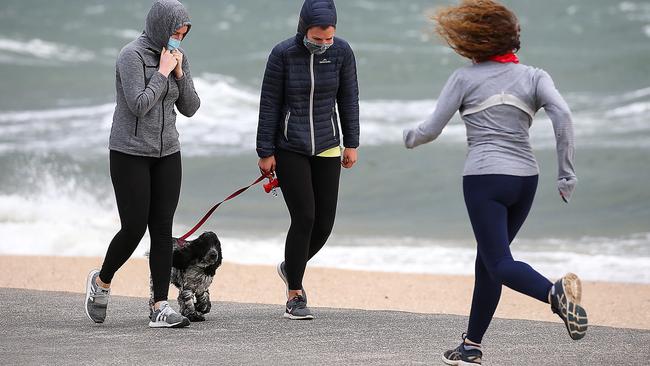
xmin=442 ymin=334 xmax=482 ymax=365
xmin=550 ymin=273 xmax=588 ymax=340
xmin=276 ymin=261 xmax=307 ymax=302
xmin=284 ymin=295 xmax=313 ymax=320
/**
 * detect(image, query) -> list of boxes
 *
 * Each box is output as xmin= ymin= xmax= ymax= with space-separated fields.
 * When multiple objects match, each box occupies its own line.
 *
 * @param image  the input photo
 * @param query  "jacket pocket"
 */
xmin=143 ymin=56 xmax=158 ymax=84
xmin=134 ymin=117 xmax=139 ymax=136
xmin=284 ymin=111 xmax=291 ymax=140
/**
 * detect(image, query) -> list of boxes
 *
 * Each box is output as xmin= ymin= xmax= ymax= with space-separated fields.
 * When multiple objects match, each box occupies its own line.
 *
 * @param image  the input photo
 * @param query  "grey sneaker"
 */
xmin=276 ymin=261 xmax=307 ymax=302
xmin=550 ymin=273 xmax=588 ymax=340
xmin=284 ymin=295 xmax=314 ymax=320
xmin=84 ymin=269 xmax=110 ymax=323
xmin=149 ymin=301 xmax=190 ymax=328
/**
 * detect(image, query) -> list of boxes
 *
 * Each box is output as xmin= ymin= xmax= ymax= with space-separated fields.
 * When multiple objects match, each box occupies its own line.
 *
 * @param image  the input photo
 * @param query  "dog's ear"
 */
xmin=204 ymin=242 xmax=222 ymax=276
xmin=172 ymin=245 xmax=193 ymax=270
xmin=204 ymin=259 xmax=221 ymax=276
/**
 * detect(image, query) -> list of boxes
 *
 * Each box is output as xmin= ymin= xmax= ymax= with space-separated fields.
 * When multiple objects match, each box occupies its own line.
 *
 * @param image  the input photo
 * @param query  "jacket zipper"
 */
xmin=284 ymin=111 xmax=290 ymax=140
xmin=331 ymin=106 xmax=337 ymax=137
xmin=309 ymin=53 xmax=315 ymax=155
xmin=136 ymin=55 xmax=146 ymax=137
xmin=160 ymin=79 xmax=169 ymax=157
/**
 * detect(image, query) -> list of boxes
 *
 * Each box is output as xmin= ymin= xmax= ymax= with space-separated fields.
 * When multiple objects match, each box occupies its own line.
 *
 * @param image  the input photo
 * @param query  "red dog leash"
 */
xmin=178 ymin=174 xmax=278 ymax=243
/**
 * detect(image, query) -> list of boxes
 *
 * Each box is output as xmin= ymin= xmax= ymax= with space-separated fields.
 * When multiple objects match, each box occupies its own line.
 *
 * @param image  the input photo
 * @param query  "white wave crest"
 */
xmin=0 ymin=38 xmax=95 ymax=63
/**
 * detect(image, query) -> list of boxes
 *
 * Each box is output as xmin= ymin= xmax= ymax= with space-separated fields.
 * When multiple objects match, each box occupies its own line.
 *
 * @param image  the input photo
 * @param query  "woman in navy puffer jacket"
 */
xmin=256 ymin=0 xmax=360 ymax=320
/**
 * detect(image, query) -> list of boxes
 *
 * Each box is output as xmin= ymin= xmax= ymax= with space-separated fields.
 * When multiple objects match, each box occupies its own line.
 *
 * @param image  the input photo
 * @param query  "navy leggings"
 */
xmin=463 ymin=174 xmax=553 ymax=344
xmin=99 ymin=150 xmax=181 ymax=302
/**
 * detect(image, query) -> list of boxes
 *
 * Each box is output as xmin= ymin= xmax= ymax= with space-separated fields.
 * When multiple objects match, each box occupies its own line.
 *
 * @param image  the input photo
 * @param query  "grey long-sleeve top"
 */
xmin=403 ymin=61 xmax=577 ymax=201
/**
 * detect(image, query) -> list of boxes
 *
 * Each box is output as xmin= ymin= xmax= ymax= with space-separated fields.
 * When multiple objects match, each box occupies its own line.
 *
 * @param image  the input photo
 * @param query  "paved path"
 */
xmin=0 ymin=288 xmax=647 ymax=365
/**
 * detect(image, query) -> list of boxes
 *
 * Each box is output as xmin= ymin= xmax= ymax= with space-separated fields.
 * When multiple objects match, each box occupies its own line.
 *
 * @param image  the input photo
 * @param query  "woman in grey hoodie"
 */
xmin=84 ymin=0 xmax=200 ymax=328
xmin=403 ymin=1 xmax=587 ymax=364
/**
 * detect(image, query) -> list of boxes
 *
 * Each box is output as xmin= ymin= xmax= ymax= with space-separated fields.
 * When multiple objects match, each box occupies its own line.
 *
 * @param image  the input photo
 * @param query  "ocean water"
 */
xmin=0 ymin=0 xmax=649 ymax=283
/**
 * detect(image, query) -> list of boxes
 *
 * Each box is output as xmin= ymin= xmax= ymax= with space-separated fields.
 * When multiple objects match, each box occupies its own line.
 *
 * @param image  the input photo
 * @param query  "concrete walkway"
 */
xmin=0 ymin=288 xmax=647 ymax=365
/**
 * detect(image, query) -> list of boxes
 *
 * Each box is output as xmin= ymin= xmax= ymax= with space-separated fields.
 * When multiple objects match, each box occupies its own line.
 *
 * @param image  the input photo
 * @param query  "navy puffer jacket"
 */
xmin=256 ymin=0 xmax=360 ymax=158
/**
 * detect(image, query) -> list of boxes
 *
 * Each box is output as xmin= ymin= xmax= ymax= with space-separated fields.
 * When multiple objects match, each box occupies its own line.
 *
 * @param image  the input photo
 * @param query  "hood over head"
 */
xmin=297 ymin=0 xmax=337 ymax=36
xmin=143 ymin=0 xmax=191 ymax=50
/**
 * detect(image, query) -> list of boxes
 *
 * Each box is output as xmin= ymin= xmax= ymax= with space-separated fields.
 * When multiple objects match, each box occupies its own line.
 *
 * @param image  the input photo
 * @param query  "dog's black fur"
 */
xmin=149 ymin=231 xmax=222 ymax=322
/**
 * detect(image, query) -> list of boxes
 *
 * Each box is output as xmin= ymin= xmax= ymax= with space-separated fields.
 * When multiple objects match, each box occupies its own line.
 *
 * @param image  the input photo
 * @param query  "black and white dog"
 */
xmin=149 ymin=231 xmax=222 ymax=322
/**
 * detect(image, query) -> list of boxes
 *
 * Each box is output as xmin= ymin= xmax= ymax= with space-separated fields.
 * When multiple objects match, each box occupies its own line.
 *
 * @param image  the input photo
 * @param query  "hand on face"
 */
xmin=171 ymin=49 xmax=183 ymax=79
xmin=166 ymin=25 xmax=188 ymax=78
xmin=158 ymin=47 xmax=178 ymax=77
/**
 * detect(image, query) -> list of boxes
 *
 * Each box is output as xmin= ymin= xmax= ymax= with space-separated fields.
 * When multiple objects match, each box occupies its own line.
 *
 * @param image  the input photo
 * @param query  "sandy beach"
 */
xmin=1 ymin=254 xmax=648 ymax=330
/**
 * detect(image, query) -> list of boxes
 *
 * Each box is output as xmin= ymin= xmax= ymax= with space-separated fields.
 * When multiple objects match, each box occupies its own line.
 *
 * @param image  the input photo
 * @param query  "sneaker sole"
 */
xmin=563 ymin=272 xmax=582 ymax=303
xmin=84 ymin=269 xmax=104 ymax=324
xmin=148 ymin=318 xmax=190 ymax=328
xmin=561 ymin=273 xmax=588 ymax=340
xmin=283 ymin=312 xmax=314 ymax=320
xmin=441 ymin=355 xmax=480 ymax=366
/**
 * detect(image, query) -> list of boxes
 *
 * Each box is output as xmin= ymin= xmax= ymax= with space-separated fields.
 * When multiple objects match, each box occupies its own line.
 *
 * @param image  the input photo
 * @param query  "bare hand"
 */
xmin=258 ymin=156 xmax=276 ymax=176
xmin=158 ymin=47 xmax=178 ymax=77
xmin=172 ymin=49 xmax=184 ymax=79
xmin=341 ymin=148 xmax=357 ymax=168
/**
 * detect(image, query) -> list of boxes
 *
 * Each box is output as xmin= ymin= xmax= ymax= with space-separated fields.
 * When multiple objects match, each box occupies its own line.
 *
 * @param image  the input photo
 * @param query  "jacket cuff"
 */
xmin=150 ymin=71 xmax=169 ymax=90
xmin=256 ymin=148 xmax=275 ymax=158
xmin=342 ymin=136 xmax=359 ymax=149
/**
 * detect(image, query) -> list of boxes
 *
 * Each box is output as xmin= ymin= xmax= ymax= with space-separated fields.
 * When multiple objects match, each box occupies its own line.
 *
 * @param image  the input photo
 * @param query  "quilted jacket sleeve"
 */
xmin=336 ymin=44 xmax=360 ymax=148
xmin=256 ymin=45 xmax=285 ymax=158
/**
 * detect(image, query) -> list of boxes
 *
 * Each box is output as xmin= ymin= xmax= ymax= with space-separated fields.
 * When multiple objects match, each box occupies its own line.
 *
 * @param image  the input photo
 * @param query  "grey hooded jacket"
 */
xmin=109 ymin=0 xmax=200 ymax=157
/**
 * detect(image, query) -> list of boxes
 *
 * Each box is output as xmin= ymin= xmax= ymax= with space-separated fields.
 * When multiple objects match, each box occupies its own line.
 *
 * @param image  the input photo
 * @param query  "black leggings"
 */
xmin=275 ymin=149 xmax=341 ymax=290
xmin=99 ymin=150 xmax=181 ymax=302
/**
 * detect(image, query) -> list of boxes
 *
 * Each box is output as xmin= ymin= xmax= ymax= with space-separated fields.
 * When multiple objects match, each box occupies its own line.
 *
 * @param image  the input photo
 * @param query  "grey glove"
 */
xmin=557 ymin=177 xmax=578 ymax=203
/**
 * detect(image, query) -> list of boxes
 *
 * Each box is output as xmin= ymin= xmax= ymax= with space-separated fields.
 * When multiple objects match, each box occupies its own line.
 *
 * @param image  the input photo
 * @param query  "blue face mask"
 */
xmin=167 ymin=37 xmax=181 ymax=51
xmin=303 ymin=36 xmax=333 ymax=55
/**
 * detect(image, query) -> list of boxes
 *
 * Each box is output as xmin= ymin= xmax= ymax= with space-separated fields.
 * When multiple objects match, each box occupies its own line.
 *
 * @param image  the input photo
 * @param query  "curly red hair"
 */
xmin=432 ymin=0 xmax=521 ymax=62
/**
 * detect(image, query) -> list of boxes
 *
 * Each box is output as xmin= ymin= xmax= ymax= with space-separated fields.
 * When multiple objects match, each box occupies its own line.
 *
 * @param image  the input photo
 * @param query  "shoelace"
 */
xmin=91 ymin=284 xmax=110 ymax=300
xmin=290 ymin=295 xmax=306 ymax=306
xmin=157 ymin=303 xmax=179 ymax=320
xmin=160 ymin=304 xmax=171 ymax=314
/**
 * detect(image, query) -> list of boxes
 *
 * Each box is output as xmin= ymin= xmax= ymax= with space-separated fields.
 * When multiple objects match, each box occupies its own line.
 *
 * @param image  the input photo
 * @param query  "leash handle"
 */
xmin=178 ymin=174 xmax=268 ymax=242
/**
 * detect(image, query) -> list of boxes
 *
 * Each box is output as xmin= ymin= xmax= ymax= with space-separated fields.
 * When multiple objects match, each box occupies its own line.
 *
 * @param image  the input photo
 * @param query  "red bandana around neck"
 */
xmin=488 ymin=53 xmax=519 ymax=64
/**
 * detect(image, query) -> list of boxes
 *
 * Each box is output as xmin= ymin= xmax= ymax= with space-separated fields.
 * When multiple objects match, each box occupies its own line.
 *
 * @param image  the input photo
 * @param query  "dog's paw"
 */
xmin=186 ymin=312 xmax=205 ymax=322
xmin=196 ymin=301 xmax=211 ymax=314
